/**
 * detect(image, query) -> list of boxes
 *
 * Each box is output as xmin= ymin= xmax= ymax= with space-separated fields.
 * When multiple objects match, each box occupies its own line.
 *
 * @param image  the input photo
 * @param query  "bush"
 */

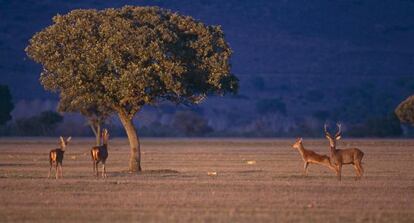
xmin=395 ymin=95 xmax=414 ymax=125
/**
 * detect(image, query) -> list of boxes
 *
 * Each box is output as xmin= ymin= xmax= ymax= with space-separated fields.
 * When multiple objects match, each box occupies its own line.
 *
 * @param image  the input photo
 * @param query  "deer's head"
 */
xmin=292 ymin=138 xmax=303 ymax=150
xmin=59 ymin=136 xmax=72 ymax=150
xmin=324 ymin=123 xmax=342 ymax=149
xmin=102 ymin=129 xmax=110 ymax=143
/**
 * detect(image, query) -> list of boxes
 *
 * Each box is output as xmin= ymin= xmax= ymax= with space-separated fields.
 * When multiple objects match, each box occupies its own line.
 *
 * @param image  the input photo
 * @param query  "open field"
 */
xmin=0 ymin=138 xmax=413 ymax=222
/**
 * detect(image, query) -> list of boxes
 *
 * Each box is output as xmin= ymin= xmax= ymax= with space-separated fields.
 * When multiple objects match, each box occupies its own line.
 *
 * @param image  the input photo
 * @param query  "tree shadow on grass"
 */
xmin=109 ymin=169 xmax=180 ymax=177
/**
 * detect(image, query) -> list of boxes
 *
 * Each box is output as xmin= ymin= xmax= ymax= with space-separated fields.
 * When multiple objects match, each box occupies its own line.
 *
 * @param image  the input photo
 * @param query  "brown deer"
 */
xmin=91 ymin=129 xmax=109 ymax=178
xmin=292 ymin=138 xmax=337 ymax=176
xmin=324 ymin=124 xmax=364 ymax=181
xmin=48 ymin=136 xmax=71 ymax=179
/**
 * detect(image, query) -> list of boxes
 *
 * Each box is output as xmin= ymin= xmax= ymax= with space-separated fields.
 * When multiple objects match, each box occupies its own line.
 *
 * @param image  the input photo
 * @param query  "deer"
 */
xmin=292 ymin=138 xmax=337 ymax=176
xmin=48 ymin=136 xmax=72 ymax=179
xmin=91 ymin=128 xmax=109 ymax=178
xmin=324 ymin=123 xmax=364 ymax=181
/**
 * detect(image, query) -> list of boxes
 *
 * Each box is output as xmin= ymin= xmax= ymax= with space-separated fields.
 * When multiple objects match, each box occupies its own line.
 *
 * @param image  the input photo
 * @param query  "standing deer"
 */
xmin=48 ymin=136 xmax=71 ymax=179
xmin=91 ymin=129 xmax=109 ymax=178
xmin=292 ymin=138 xmax=337 ymax=176
xmin=324 ymin=124 xmax=364 ymax=181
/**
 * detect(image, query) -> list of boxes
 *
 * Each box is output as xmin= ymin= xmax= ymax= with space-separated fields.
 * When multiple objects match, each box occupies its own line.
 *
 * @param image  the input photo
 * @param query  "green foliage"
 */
xmin=395 ymin=95 xmax=414 ymax=125
xmin=13 ymin=111 xmax=63 ymax=136
xmin=26 ymin=6 xmax=238 ymax=119
xmin=0 ymin=85 xmax=14 ymax=125
xmin=26 ymin=6 xmax=238 ymax=171
xmin=256 ymin=98 xmax=286 ymax=115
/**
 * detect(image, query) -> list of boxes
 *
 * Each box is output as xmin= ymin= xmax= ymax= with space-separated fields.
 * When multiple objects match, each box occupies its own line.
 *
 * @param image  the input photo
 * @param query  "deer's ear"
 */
xmin=335 ymin=135 xmax=342 ymax=140
xmin=325 ymin=135 xmax=331 ymax=140
xmin=60 ymin=136 xmax=64 ymax=144
xmin=66 ymin=137 xmax=72 ymax=142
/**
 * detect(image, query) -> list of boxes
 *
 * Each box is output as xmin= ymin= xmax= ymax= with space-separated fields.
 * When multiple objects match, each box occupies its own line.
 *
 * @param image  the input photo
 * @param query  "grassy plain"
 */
xmin=0 ymin=138 xmax=413 ymax=222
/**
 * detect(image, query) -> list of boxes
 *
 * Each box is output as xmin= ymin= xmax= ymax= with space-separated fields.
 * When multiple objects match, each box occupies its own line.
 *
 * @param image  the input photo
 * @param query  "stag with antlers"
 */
xmin=292 ymin=138 xmax=337 ymax=176
xmin=324 ymin=124 xmax=364 ymax=181
xmin=48 ymin=136 xmax=71 ymax=179
xmin=91 ymin=129 xmax=109 ymax=178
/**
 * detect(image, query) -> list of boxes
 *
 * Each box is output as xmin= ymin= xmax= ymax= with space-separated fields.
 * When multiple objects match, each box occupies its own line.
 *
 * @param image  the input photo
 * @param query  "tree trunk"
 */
xmin=96 ymin=124 xmax=101 ymax=146
xmin=89 ymin=121 xmax=101 ymax=146
xmin=118 ymin=111 xmax=141 ymax=172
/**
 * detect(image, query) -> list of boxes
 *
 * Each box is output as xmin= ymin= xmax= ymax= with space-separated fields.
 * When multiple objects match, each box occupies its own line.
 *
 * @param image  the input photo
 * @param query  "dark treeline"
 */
xmin=0 ymin=108 xmax=411 ymax=138
xmin=1 ymin=83 xmax=413 ymax=137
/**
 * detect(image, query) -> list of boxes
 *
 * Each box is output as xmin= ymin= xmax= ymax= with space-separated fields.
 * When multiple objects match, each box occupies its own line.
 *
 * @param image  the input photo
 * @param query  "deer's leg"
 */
xmin=303 ymin=162 xmax=309 ymax=176
xmin=48 ymin=162 xmax=52 ymax=179
xmin=359 ymin=163 xmax=364 ymax=176
xmin=60 ymin=164 xmax=63 ymax=178
xmin=326 ymin=159 xmax=337 ymax=173
xmin=102 ymin=162 xmax=106 ymax=178
xmin=95 ymin=161 xmax=99 ymax=177
xmin=332 ymin=164 xmax=339 ymax=174
xmin=352 ymin=164 xmax=360 ymax=180
xmin=92 ymin=161 xmax=96 ymax=175
xmin=55 ymin=163 xmax=59 ymax=179
xmin=356 ymin=161 xmax=364 ymax=178
xmin=337 ymin=164 xmax=342 ymax=181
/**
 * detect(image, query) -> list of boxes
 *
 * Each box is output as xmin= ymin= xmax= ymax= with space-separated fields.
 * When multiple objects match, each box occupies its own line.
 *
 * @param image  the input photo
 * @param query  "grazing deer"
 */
xmin=292 ymin=138 xmax=337 ymax=176
xmin=48 ymin=136 xmax=71 ymax=179
xmin=91 ymin=129 xmax=109 ymax=178
xmin=324 ymin=124 xmax=364 ymax=181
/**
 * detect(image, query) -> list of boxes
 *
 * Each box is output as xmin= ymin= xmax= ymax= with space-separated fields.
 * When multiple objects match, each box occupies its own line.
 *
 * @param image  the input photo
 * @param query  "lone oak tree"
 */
xmin=26 ymin=6 xmax=238 ymax=172
xmin=395 ymin=95 xmax=414 ymax=125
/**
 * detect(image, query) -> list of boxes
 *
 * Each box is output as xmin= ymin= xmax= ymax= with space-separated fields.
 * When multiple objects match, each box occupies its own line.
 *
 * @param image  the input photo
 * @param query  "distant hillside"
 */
xmin=1 ymin=0 xmax=413 ymax=136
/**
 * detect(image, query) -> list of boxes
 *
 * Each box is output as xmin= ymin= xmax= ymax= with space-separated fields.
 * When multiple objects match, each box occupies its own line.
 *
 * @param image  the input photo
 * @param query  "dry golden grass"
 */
xmin=0 ymin=138 xmax=413 ymax=222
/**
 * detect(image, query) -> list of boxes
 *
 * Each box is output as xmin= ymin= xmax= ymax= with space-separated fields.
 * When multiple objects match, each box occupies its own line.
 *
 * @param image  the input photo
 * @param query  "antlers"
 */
xmin=324 ymin=124 xmax=331 ymax=138
xmin=59 ymin=136 xmax=71 ymax=150
xmin=324 ymin=123 xmax=342 ymax=139
xmin=335 ymin=123 xmax=342 ymax=138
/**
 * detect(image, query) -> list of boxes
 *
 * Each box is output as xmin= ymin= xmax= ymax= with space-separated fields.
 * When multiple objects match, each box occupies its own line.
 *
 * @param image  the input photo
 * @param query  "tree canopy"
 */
xmin=26 ymin=6 xmax=237 ymax=117
xmin=395 ymin=95 xmax=414 ymax=125
xmin=26 ymin=6 xmax=238 ymax=172
xmin=0 ymin=85 xmax=14 ymax=125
